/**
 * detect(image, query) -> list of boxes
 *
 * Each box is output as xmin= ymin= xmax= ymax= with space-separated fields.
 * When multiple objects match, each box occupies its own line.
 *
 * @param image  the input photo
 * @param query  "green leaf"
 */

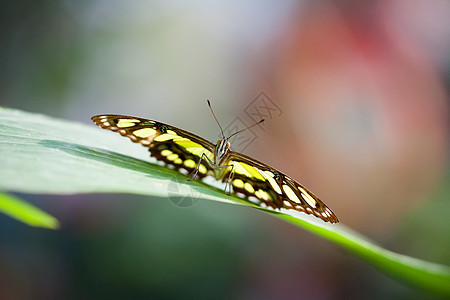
xmin=269 ymin=211 xmax=450 ymax=295
xmin=0 ymin=192 xmax=60 ymax=229
xmin=0 ymin=107 xmax=449 ymax=295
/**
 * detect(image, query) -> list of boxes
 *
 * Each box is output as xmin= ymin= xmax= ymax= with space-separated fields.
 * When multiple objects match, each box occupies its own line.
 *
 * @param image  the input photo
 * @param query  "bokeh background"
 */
xmin=1 ymin=1 xmax=449 ymax=299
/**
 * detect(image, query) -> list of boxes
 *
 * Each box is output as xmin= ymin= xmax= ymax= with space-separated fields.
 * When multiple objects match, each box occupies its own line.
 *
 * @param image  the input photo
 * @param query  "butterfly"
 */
xmin=91 ymin=101 xmax=338 ymax=223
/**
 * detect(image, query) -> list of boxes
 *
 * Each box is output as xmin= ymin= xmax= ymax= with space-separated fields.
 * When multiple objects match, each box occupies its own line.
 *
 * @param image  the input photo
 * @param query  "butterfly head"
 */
xmin=207 ymin=99 xmax=264 ymax=164
xmin=214 ymin=138 xmax=230 ymax=164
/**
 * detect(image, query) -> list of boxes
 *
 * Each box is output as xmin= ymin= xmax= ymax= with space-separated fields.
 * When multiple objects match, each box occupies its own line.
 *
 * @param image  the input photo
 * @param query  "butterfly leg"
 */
xmin=213 ymin=163 xmax=234 ymax=195
xmin=187 ymin=153 xmax=213 ymax=181
xmin=224 ymin=164 xmax=234 ymax=195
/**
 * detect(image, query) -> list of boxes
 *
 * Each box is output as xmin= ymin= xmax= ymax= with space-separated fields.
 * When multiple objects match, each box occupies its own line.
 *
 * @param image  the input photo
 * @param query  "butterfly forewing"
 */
xmin=223 ymin=152 xmax=338 ymax=223
xmin=91 ymin=115 xmax=215 ymax=178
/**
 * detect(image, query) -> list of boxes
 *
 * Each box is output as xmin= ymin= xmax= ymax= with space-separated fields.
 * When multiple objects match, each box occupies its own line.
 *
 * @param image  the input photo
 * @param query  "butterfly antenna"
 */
xmin=207 ymin=100 xmax=225 ymax=139
xmin=227 ymin=119 xmax=265 ymax=139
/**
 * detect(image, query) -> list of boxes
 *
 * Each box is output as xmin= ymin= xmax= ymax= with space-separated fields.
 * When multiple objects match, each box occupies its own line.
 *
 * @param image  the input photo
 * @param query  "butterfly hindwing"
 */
xmin=224 ymin=152 xmax=338 ymax=223
xmin=91 ymin=115 xmax=215 ymax=178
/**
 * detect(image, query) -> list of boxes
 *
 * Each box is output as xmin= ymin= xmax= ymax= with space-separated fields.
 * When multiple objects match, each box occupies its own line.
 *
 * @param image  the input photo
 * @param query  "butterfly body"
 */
xmin=92 ymin=114 xmax=338 ymax=223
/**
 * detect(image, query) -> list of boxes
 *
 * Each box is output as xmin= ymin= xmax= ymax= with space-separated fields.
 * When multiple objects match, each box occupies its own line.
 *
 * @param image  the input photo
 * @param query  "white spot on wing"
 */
xmin=183 ymin=159 xmax=196 ymax=169
xmin=232 ymin=179 xmax=244 ymax=189
xmin=161 ymin=149 xmax=172 ymax=156
xmin=283 ymin=200 xmax=293 ymax=207
xmin=133 ymin=128 xmax=157 ymax=138
xmin=167 ymin=153 xmax=178 ymax=161
xmin=154 ymin=133 xmax=177 ymax=142
xmin=282 ymin=185 xmax=301 ymax=204
xmin=265 ymin=174 xmax=282 ymax=194
xmin=248 ymin=196 xmax=260 ymax=204
xmin=117 ymin=119 xmax=140 ymax=128
xmin=298 ymin=186 xmax=317 ymax=208
xmin=244 ymin=182 xmax=255 ymax=193
xmin=198 ymin=164 xmax=207 ymax=174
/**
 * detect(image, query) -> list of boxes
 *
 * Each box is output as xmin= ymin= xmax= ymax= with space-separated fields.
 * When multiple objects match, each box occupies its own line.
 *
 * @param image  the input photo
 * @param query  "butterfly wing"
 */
xmin=91 ymin=115 xmax=215 ymax=178
xmin=223 ymin=152 xmax=338 ymax=223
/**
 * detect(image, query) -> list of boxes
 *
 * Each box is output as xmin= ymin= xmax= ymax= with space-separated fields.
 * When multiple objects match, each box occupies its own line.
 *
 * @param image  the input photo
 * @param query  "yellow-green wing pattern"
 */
xmin=224 ymin=152 xmax=338 ymax=223
xmin=91 ymin=115 xmax=215 ymax=178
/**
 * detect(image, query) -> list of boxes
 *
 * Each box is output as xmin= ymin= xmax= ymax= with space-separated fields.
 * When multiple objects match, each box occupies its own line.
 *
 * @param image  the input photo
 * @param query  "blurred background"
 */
xmin=1 ymin=0 xmax=449 ymax=299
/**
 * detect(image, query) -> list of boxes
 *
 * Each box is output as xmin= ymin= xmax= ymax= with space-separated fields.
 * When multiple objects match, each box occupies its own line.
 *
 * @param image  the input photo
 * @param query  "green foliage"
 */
xmin=0 ymin=107 xmax=449 ymax=295
xmin=0 ymin=192 xmax=59 ymax=229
